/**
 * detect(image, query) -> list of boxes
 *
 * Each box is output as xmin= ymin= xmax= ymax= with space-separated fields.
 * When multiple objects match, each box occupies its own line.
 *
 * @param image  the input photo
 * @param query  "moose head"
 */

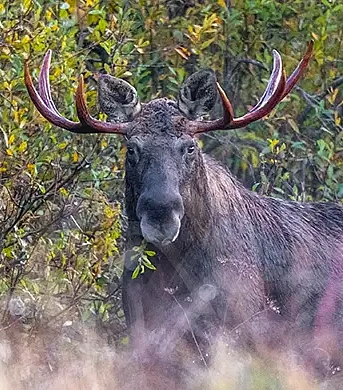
xmin=24 ymin=42 xmax=313 ymax=247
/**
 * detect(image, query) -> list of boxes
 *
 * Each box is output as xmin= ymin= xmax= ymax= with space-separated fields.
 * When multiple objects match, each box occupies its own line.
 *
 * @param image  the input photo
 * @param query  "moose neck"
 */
xmin=177 ymin=153 xmax=255 ymax=251
xmin=164 ymin=152 xmax=255 ymax=256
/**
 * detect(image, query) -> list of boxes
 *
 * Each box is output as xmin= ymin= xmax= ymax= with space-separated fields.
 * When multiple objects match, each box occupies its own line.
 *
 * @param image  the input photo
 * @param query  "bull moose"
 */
xmin=25 ymin=41 xmax=343 ymax=386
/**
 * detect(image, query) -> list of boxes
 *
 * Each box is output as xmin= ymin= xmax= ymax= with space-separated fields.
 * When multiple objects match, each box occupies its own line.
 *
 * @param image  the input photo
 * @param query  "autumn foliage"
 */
xmin=0 ymin=0 xmax=342 ymax=387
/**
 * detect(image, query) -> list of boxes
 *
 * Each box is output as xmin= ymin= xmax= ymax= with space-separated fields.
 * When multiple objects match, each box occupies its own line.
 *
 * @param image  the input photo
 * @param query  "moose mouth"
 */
xmin=139 ymin=213 xmax=181 ymax=246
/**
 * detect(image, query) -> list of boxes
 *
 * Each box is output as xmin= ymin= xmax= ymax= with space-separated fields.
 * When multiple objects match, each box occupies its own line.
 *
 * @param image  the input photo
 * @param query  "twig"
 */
xmin=171 ymin=295 xmax=208 ymax=368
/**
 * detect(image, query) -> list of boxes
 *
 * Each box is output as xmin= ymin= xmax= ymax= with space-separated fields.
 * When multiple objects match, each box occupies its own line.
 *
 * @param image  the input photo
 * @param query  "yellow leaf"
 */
xmin=46 ymin=9 xmax=52 ymax=20
xmin=72 ymin=151 xmax=79 ymax=162
xmin=218 ymin=0 xmax=226 ymax=7
xmin=18 ymin=141 xmax=27 ymax=153
xmin=110 ymin=14 xmax=117 ymax=29
xmin=311 ymin=32 xmax=319 ymax=40
xmin=104 ymin=205 xmax=115 ymax=219
xmin=6 ymin=149 xmax=13 ymax=156
xmin=330 ymin=88 xmax=339 ymax=104
xmin=98 ymin=112 xmax=107 ymax=121
xmin=27 ymin=163 xmax=35 ymax=175
xmin=59 ymin=187 xmax=69 ymax=197
xmin=23 ymin=0 xmax=31 ymax=12
xmin=3 ymin=81 xmax=10 ymax=90
xmin=14 ymin=111 xmax=19 ymax=123
xmin=174 ymin=47 xmax=189 ymax=60
xmin=267 ymin=138 xmax=279 ymax=153
xmin=0 ymin=162 xmax=7 ymax=172
xmin=22 ymin=35 xmax=31 ymax=44
xmin=8 ymin=134 xmax=15 ymax=145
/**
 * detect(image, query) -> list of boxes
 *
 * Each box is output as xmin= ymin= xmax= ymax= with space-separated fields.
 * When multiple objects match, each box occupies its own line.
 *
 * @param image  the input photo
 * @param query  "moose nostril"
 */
xmin=137 ymin=192 xmax=184 ymax=221
xmin=140 ymin=211 xmax=182 ymax=246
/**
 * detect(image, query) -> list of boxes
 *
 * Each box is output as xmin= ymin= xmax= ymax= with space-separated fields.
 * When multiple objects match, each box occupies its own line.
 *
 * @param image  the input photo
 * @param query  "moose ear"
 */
xmin=177 ymin=69 xmax=219 ymax=120
xmin=98 ymin=75 xmax=141 ymax=122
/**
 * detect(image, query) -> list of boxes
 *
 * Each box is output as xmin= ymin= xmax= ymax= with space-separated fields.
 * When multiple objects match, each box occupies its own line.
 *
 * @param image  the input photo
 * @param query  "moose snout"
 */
xmin=136 ymin=190 xmax=184 ymax=246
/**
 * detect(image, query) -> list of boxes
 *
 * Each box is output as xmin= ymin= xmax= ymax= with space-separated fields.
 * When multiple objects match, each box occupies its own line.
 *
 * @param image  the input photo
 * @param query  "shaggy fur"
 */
xmin=97 ymin=73 xmax=343 ymax=385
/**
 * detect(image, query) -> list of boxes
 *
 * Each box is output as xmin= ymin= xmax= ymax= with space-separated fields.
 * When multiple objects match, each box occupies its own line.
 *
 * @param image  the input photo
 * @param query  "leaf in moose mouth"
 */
xmin=130 ymin=240 xmax=157 ymax=279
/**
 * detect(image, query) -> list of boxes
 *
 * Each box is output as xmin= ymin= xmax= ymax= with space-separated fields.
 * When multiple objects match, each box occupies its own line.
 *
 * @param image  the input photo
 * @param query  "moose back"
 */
xmin=25 ymin=42 xmax=343 ymax=381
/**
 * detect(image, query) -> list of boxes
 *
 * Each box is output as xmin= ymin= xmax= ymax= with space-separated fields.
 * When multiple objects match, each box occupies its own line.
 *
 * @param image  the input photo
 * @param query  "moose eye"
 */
xmin=187 ymin=145 xmax=195 ymax=154
xmin=127 ymin=147 xmax=135 ymax=156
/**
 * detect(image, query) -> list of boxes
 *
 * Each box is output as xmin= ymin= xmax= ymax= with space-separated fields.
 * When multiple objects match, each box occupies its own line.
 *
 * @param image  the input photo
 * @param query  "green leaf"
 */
xmin=132 ymin=265 xmax=140 ymax=279
xmin=145 ymin=250 xmax=156 ymax=257
xmin=88 ymin=9 xmax=104 ymax=15
xmin=144 ymin=261 xmax=156 ymax=271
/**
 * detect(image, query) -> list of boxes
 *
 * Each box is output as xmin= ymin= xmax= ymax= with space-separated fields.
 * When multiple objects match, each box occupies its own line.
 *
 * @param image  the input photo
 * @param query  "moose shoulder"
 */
xmin=25 ymin=42 xmax=343 ymax=381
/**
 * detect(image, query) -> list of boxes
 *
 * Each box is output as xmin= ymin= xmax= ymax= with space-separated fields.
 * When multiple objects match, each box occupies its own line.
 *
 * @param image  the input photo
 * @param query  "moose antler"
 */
xmin=187 ymin=41 xmax=314 ymax=135
xmin=24 ymin=50 xmax=130 ymax=135
xmin=25 ymin=42 xmax=313 ymax=137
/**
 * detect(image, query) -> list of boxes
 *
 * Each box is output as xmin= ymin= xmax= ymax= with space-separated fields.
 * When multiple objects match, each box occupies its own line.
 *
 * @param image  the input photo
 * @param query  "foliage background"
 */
xmin=0 ymin=0 xmax=342 ymax=384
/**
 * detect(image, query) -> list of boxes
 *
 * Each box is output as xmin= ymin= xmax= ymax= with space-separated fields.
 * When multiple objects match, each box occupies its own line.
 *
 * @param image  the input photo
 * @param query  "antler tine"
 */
xmin=75 ymin=75 xmax=128 ymax=134
xmin=188 ymin=42 xmax=312 ymax=135
xmin=227 ymin=50 xmax=286 ymax=128
xmin=39 ymin=50 xmax=58 ymax=112
xmin=25 ymin=51 xmax=130 ymax=134
xmin=190 ymin=48 xmax=285 ymax=134
xmin=281 ymin=40 xmax=314 ymax=99
xmin=25 ymin=59 xmax=84 ymax=131
xmin=248 ymin=50 xmax=283 ymax=114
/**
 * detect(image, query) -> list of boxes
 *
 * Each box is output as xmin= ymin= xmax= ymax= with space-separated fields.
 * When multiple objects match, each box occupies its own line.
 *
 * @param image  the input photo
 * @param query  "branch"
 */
xmin=235 ymin=58 xmax=268 ymax=71
xmin=297 ymin=76 xmax=343 ymax=126
xmin=316 ymin=76 xmax=343 ymax=100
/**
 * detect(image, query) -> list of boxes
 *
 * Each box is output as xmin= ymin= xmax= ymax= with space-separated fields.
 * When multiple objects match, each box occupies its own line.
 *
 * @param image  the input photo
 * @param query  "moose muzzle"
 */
xmin=136 ymin=188 xmax=184 ymax=246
